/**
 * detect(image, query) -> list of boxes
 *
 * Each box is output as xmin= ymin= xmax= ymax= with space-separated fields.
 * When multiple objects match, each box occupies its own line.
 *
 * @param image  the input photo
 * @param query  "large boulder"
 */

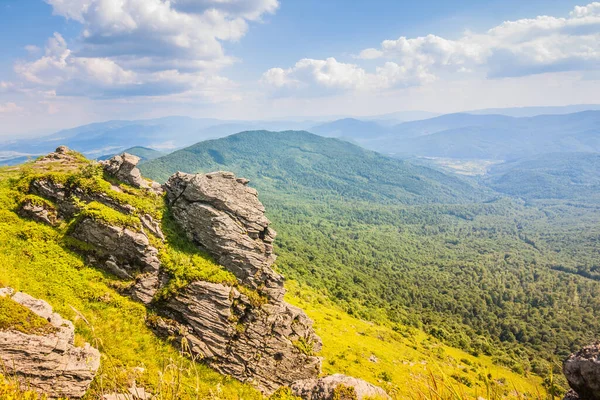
xmin=291 ymin=374 xmax=390 ymax=400
xmin=564 ymin=344 xmax=600 ymax=400
xmin=165 ymin=171 xmax=283 ymax=300
xmin=0 ymin=288 xmax=100 ymax=399
xmin=102 ymin=153 xmax=146 ymax=188
xmin=102 ymin=152 xmax=163 ymax=194
xmin=150 ymin=281 xmax=322 ymax=393
xmin=69 ymin=217 xmax=162 ymax=304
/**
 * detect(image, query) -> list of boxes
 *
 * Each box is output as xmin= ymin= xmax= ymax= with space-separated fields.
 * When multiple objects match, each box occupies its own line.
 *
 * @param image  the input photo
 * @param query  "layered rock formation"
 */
xmin=19 ymin=149 xmax=322 ymax=394
xmin=69 ymin=217 xmax=163 ymax=304
xmin=151 ymin=281 xmax=322 ymax=393
xmin=291 ymin=374 xmax=390 ymax=400
xmin=165 ymin=171 xmax=283 ymax=301
xmin=158 ymin=171 xmax=322 ymax=392
xmin=0 ymin=288 xmax=100 ymax=399
xmin=563 ymin=344 xmax=600 ymax=400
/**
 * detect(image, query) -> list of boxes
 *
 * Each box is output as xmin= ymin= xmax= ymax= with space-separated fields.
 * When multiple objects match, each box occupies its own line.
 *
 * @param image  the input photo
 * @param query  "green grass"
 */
xmin=0 ymin=153 xmax=554 ymax=400
xmin=285 ymin=281 xmax=546 ymax=400
xmin=78 ymin=201 xmax=141 ymax=230
xmin=0 ymin=163 xmax=262 ymax=400
xmin=0 ymin=296 xmax=56 ymax=335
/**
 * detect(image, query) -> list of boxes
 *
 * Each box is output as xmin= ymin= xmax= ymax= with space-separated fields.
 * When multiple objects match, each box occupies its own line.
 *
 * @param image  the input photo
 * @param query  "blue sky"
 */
xmin=0 ymin=0 xmax=599 ymax=136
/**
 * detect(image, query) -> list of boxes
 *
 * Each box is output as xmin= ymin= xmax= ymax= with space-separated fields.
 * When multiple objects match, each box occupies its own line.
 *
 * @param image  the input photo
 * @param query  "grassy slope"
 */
xmin=0 ymin=156 xmax=544 ymax=399
xmin=286 ymin=282 xmax=543 ymax=399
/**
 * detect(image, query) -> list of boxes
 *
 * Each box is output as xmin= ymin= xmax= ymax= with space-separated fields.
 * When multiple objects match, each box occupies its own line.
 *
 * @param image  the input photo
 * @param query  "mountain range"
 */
xmin=3 ymin=105 xmax=599 ymax=166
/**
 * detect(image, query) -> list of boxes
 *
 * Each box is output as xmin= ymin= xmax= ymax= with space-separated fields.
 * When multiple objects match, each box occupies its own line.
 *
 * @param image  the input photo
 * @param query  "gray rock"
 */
xmin=18 ymin=198 xmax=59 ymax=226
xmin=102 ymin=153 xmax=163 ymax=195
xmin=291 ymin=374 xmax=390 ymax=400
xmin=564 ymin=344 xmax=600 ymax=400
xmin=141 ymin=213 xmax=165 ymax=240
xmin=102 ymin=153 xmax=146 ymax=188
xmin=0 ymin=289 xmax=100 ymax=399
xmin=150 ymin=280 xmax=322 ymax=394
xmin=69 ymin=217 xmax=162 ymax=304
xmin=165 ymin=171 xmax=283 ymax=300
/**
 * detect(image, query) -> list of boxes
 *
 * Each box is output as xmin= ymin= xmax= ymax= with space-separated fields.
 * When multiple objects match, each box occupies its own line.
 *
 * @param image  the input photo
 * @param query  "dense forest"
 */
xmin=142 ymin=130 xmax=600 ymax=378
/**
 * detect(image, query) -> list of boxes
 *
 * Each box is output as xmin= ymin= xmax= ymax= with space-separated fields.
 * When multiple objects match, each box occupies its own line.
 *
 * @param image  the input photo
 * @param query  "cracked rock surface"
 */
xmin=564 ymin=344 xmax=600 ymax=400
xmin=151 ymin=280 xmax=322 ymax=393
xmin=165 ymin=171 xmax=283 ymax=301
xmin=0 ymin=288 xmax=100 ymax=399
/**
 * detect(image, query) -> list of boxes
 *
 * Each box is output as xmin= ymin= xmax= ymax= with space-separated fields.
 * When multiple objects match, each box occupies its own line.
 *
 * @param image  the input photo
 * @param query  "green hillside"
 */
xmin=142 ymin=131 xmax=600 ymax=389
xmin=141 ymin=130 xmax=487 ymax=205
xmin=0 ymin=152 xmax=546 ymax=399
xmin=485 ymin=152 xmax=600 ymax=201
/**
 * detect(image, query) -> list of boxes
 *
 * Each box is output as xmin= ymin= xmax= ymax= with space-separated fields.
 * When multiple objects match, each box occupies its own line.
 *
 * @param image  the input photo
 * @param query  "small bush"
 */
xmin=332 ymin=384 xmax=358 ymax=400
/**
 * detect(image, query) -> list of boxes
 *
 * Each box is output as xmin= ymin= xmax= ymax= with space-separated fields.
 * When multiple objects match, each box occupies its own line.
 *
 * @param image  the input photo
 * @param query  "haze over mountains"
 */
xmin=2 ymin=104 xmax=599 ymax=166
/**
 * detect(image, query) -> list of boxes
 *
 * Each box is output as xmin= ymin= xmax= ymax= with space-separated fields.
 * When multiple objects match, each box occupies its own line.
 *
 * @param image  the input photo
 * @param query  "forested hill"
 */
xmin=141 ymin=130 xmax=487 ymax=205
xmin=141 ymin=131 xmax=600 ymax=386
xmin=485 ymin=152 xmax=600 ymax=201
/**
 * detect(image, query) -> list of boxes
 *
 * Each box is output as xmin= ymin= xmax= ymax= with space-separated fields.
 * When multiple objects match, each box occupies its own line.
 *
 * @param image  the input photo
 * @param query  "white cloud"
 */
xmin=15 ymin=33 xmax=239 ymax=99
xmin=261 ymin=57 xmax=435 ymax=95
xmin=0 ymin=103 xmax=24 ymax=114
xmin=12 ymin=0 xmax=278 ymax=100
xmin=24 ymin=45 xmax=41 ymax=54
xmin=44 ymin=0 xmax=278 ymax=71
xmin=265 ymin=2 xmax=600 ymax=96
xmin=361 ymin=2 xmax=600 ymax=79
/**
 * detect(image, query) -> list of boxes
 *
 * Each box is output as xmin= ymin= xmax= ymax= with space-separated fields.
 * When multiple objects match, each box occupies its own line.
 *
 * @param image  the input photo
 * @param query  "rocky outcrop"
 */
xmin=563 ymin=344 xmax=600 ymax=400
xmin=102 ymin=153 xmax=163 ymax=194
xmin=69 ymin=217 xmax=162 ymax=304
xmin=22 ymin=149 xmax=323 ymax=394
xmin=165 ymin=171 xmax=283 ymax=301
xmin=291 ymin=374 xmax=390 ymax=400
xmin=0 ymin=288 xmax=100 ymax=399
xmin=150 ymin=280 xmax=322 ymax=393
xmin=18 ymin=197 xmax=59 ymax=226
xmin=158 ymin=171 xmax=323 ymax=393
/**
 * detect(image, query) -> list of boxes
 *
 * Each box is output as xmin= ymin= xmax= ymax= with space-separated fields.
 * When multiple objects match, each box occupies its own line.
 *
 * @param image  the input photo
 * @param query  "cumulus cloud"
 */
xmin=265 ymin=2 xmax=600 ymax=95
xmin=44 ymin=0 xmax=278 ymax=70
xmin=261 ymin=57 xmax=435 ymax=95
xmin=360 ymin=2 xmax=600 ymax=79
xmin=14 ymin=0 xmax=278 ymax=99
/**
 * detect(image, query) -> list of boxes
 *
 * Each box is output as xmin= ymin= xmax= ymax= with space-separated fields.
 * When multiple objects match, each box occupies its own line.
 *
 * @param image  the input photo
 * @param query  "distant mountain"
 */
xmin=97 ymin=146 xmax=167 ymax=162
xmin=485 ymin=152 xmax=600 ymax=200
xmin=349 ymin=111 xmax=600 ymax=160
xmin=309 ymin=118 xmax=389 ymax=140
xmin=141 ymin=130 xmax=486 ymax=205
xmin=468 ymin=104 xmax=600 ymax=118
xmin=0 ymin=117 xmax=320 ymax=159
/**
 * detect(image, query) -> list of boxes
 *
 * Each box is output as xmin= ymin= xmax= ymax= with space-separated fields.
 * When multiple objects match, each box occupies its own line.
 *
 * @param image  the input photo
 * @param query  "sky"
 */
xmin=1 ymin=0 xmax=600 ymax=136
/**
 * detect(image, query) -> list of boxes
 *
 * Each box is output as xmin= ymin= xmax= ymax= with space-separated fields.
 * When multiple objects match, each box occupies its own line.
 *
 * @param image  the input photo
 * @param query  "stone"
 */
xmin=69 ymin=217 xmax=162 ymax=304
xmin=291 ymin=374 xmax=390 ymax=400
xmin=141 ymin=213 xmax=165 ymax=240
xmin=0 ymin=289 xmax=100 ymax=399
xmin=564 ymin=344 xmax=600 ymax=400
xmin=165 ymin=171 xmax=283 ymax=300
xmin=102 ymin=153 xmax=146 ymax=188
xmin=102 ymin=153 xmax=162 ymax=195
xmin=150 ymin=280 xmax=322 ymax=394
xmin=18 ymin=198 xmax=59 ymax=226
